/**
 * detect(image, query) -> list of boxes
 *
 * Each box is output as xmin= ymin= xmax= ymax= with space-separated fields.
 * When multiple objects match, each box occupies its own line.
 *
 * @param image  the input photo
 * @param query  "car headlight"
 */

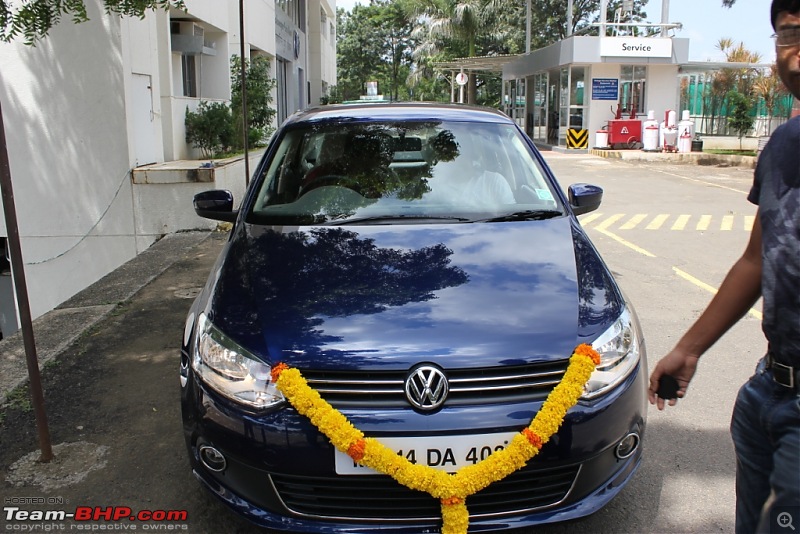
xmin=192 ymin=313 xmax=285 ymax=410
xmin=582 ymin=308 xmax=641 ymax=400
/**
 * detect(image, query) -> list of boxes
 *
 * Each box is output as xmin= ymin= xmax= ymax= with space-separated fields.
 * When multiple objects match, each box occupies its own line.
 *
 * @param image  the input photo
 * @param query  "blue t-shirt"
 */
xmin=748 ymin=116 xmax=800 ymax=366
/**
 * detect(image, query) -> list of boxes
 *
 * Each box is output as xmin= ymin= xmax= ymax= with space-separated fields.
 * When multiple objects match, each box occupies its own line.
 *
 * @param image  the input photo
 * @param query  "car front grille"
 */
xmin=270 ymin=463 xmax=579 ymax=521
xmin=301 ymin=361 xmax=570 ymax=408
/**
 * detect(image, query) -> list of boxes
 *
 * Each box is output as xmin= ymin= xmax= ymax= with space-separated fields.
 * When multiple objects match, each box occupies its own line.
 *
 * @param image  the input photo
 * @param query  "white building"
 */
xmin=0 ymin=0 xmax=337 ymax=338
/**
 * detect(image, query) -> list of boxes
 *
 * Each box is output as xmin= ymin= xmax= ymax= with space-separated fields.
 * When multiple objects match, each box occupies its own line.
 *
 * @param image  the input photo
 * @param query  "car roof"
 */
xmin=283 ymin=102 xmax=514 ymax=126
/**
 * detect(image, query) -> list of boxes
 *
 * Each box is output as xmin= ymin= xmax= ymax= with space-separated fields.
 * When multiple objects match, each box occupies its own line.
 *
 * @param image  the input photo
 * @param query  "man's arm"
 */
xmin=648 ymin=210 xmax=763 ymax=409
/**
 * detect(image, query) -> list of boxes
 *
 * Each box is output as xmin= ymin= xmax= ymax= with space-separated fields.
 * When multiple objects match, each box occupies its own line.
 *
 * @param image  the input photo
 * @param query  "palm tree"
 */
xmin=753 ymin=65 xmax=789 ymax=135
xmin=706 ymin=38 xmax=762 ymax=134
xmin=407 ymin=0 xmax=490 ymax=104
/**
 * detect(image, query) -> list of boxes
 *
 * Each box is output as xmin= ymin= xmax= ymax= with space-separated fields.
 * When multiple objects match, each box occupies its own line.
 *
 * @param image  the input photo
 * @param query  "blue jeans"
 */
xmin=730 ymin=357 xmax=800 ymax=534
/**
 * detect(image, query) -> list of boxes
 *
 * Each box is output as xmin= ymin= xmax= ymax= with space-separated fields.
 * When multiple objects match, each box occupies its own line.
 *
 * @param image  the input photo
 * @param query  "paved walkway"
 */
xmin=0 ymin=231 xmax=213 ymax=405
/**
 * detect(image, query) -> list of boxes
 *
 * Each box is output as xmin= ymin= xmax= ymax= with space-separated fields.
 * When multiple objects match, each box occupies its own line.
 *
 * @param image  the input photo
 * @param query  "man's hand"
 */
xmin=648 ymin=350 xmax=700 ymax=410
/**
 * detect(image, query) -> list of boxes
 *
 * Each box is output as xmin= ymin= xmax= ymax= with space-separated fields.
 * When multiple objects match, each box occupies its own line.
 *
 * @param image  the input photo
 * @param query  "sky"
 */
xmin=334 ymin=0 xmax=776 ymax=64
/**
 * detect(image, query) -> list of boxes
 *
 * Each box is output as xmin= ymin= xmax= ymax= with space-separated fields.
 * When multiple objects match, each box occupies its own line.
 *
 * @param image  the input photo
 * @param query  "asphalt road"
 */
xmin=0 ymin=154 xmax=760 ymax=533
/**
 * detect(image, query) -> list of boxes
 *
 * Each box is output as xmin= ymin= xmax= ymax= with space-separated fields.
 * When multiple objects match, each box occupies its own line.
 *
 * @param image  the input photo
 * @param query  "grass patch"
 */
xmin=4 ymin=384 xmax=32 ymax=413
xmin=703 ymin=149 xmax=757 ymax=157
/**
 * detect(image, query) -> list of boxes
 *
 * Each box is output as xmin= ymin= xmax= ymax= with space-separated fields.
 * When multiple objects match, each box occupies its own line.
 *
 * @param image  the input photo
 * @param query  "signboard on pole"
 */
xmin=455 ymin=72 xmax=468 ymax=86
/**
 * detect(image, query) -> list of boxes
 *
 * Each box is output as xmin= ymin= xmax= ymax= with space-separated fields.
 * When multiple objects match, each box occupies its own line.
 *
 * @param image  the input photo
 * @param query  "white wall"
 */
xmin=645 ymin=64 xmax=681 ymax=122
xmin=587 ymin=64 xmax=621 ymax=144
xmin=0 ymin=0 xmax=139 ymax=319
xmin=0 ymin=0 xmax=334 ymax=329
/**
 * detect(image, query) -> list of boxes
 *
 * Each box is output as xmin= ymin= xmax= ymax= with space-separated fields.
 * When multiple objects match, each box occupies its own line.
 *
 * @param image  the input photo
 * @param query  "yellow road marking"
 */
xmin=594 ymin=227 xmax=656 ymax=257
xmin=585 ymin=214 xmax=753 ymax=232
xmin=584 ymin=217 xmax=761 ymax=319
xmin=620 ymin=214 xmax=648 ymax=230
xmin=596 ymin=213 xmax=625 ymax=230
xmin=646 ymin=214 xmax=670 ymax=230
xmin=673 ymin=267 xmax=762 ymax=320
xmin=578 ymin=213 xmax=604 ymax=226
xmin=671 ymin=214 xmax=690 ymax=231
xmin=721 ymin=215 xmax=734 ymax=231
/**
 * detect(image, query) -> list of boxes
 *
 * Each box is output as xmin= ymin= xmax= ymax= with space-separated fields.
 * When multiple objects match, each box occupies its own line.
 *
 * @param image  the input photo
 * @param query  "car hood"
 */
xmin=206 ymin=218 xmax=622 ymax=370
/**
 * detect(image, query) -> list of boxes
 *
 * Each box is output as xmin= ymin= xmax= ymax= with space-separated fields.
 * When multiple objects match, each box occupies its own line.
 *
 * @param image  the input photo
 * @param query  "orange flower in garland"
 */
xmin=272 ymin=344 xmax=599 ymax=534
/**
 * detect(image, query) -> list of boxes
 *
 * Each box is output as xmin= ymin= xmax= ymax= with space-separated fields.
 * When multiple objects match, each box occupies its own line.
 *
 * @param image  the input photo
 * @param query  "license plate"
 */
xmin=334 ymin=432 xmax=517 ymax=475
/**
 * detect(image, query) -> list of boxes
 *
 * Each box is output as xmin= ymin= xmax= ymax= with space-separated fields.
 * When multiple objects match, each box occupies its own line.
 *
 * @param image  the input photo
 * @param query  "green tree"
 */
xmin=753 ymin=65 xmax=791 ymax=134
xmin=703 ymin=39 xmax=762 ymax=134
xmin=336 ymin=1 xmax=415 ymax=102
xmin=500 ymin=0 xmax=649 ymax=51
xmin=0 ymin=0 xmax=184 ymax=44
xmin=726 ymin=90 xmax=755 ymax=149
xmin=230 ymin=55 xmax=277 ymax=148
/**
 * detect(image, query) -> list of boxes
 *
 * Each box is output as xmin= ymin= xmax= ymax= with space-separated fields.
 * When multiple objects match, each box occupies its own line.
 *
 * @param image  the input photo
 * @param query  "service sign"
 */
xmin=600 ymin=37 xmax=673 ymax=58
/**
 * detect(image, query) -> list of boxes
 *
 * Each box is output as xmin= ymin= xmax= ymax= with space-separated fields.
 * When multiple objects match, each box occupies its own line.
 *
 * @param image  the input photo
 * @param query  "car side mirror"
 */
xmin=568 ymin=183 xmax=603 ymax=216
xmin=194 ymin=190 xmax=238 ymax=222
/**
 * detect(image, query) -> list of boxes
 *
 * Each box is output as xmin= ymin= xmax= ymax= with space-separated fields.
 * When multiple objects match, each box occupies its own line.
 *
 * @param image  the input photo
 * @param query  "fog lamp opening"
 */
xmin=615 ymin=432 xmax=640 ymax=459
xmin=199 ymin=445 xmax=227 ymax=472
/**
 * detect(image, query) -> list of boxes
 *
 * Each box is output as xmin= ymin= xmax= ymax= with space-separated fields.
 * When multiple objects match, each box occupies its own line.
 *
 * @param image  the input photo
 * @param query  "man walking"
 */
xmin=648 ymin=1 xmax=800 ymax=532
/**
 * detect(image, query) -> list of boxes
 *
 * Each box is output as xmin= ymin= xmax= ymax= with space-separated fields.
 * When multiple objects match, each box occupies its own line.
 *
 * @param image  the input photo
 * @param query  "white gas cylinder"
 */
xmin=678 ymin=110 xmax=694 ymax=143
xmin=642 ymin=110 xmax=660 ymax=151
xmin=595 ymin=130 xmax=609 ymax=149
xmin=678 ymin=130 xmax=692 ymax=153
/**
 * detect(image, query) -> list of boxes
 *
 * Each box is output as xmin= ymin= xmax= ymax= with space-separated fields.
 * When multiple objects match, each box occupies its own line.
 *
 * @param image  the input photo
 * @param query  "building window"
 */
xmin=569 ymin=66 xmax=585 ymax=130
xmin=277 ymin=0 xmax=304 ymax=27
xmin=182 ymin=55 xmax=197 ymax=97
xmin=620 ymin=65 xmax=646 ymax=116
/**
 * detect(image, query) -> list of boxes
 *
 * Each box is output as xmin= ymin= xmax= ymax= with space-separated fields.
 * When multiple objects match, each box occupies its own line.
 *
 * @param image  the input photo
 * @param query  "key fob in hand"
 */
xmin=656 ymin=375 xmax=680 ymax=400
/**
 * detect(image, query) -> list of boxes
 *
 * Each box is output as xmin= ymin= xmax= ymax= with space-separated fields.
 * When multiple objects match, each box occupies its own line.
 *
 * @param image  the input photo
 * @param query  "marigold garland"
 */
xmin=272 ymin=344 xmax=600 ymax=534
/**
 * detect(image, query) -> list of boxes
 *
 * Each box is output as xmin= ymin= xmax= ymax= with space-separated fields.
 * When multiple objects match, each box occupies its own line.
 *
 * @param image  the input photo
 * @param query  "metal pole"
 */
xmin=661 ymin=0 xmax=670 ymax=37
xmin=239 ymin=0 xmax=250 ymax=186
xmin=600 ymin=0 xmax=608 ymax=37
xmin=567 ymin=0 xmax=573 ymax=37
xmin=0 ymin=100 xmax=53 ymax=463
xmin=526 ymin=0 xmax=531 ymax=53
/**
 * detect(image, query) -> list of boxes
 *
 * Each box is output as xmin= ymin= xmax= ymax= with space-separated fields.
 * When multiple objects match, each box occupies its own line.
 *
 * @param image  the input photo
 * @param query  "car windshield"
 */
xmin=246 ymin=119 xmax=563 ymax=225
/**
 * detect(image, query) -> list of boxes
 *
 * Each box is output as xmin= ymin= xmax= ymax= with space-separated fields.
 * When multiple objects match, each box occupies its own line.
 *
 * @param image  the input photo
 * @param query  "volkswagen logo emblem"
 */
xmin=405 ymin=365 xmax=448 ymax=411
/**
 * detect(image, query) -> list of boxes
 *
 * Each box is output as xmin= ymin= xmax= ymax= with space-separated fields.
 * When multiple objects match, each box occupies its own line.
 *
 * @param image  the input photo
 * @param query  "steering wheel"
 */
xmin=299 ymin=175 xmax=363 ymax=197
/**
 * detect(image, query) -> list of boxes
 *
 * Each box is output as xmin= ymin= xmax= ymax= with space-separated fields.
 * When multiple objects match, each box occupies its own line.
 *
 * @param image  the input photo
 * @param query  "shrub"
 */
xmin=185 ymin=101 xmax=234 ymax=158
xmin=727 ymin=90 xmax=755 ymax=150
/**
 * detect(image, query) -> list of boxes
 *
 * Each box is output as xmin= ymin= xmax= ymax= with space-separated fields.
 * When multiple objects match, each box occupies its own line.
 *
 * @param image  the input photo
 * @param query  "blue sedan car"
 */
xmin=181 ymin=103 xmax=647 ymax=533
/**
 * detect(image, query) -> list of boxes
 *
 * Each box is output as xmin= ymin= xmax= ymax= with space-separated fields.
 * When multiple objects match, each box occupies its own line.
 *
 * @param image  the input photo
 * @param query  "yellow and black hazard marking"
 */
xmin=566 ymin=129 xmax=588 ymax=149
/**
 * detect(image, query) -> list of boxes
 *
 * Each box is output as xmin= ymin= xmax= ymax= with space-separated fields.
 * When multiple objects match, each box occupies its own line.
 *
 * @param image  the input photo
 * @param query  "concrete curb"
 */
xmin=590 ymin=149 xmax=757 ymax=168
xmin=0 ymin=231 xmax=213 ymax=406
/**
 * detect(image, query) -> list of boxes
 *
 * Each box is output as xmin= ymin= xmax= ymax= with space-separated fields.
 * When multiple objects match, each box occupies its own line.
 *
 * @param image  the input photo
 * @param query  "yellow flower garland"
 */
xmin=271 ymin=344 xmax=600 ymax=534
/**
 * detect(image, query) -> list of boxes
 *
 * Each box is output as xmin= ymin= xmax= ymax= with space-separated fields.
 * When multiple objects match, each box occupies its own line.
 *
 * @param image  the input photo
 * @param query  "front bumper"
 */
xmin=181 ymin=362 xmax=647 ymax=533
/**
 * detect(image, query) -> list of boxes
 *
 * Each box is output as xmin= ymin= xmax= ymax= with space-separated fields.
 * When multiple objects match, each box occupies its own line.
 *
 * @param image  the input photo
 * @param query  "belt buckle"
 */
xmin=771 ymin=359 xmax=796 ymax=389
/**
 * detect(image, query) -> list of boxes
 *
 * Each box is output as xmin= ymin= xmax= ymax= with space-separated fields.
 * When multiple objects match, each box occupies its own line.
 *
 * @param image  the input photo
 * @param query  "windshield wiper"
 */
xmin=475 ymin=209 xmax=563 ymax=223
xmin=328 ymin=215 xmax=471 ymax=226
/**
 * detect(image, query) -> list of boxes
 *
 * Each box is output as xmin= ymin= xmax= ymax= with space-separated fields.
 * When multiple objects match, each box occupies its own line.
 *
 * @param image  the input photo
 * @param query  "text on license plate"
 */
xmin=334 ymin=432 xmax=518 ymax=475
